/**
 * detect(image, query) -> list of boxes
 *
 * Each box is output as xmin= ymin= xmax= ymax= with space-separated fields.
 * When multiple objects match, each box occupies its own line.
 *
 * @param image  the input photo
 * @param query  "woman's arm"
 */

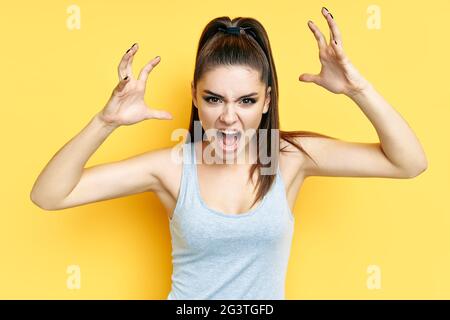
xmin=297 ymin=83 xmax=427 ymax=179
xmin=296 ymin=7 xmax=427 ymax=179
xmin=30 ymin=113 xmax=117 ymax=209
xmin=348 ymin=83 xmax=427 ymax=173
xmin=30 ymin=43 xmax=174 ymax=210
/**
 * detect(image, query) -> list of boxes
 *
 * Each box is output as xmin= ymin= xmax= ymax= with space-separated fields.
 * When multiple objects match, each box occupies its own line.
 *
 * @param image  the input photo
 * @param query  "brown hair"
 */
xmin=187 ymin=16 xmax=338 ymax=208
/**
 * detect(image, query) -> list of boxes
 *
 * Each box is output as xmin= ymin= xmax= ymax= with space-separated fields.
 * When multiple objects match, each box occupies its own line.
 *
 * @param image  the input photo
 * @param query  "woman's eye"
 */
xmin=204 ymin=97 xmax=221 ymax=104
xmin=203 ymin=96 xmax=256 ymax=105
xmin=242 ymin=98 xmax=256 ymax=104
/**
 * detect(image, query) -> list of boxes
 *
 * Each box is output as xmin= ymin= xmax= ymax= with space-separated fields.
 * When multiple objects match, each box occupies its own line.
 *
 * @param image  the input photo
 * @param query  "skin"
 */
xmin=31 ymin=7 xmax=427 ymax=220
xmin=191 ymin=65 xmax=271 ymax=167
xmin=186 ymin=65 xmax=303 ymax=215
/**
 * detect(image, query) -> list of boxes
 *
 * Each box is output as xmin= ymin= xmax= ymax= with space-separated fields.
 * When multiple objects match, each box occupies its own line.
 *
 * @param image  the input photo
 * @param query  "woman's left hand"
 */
xmin=299 ymin=7 xmax=370 ymax=97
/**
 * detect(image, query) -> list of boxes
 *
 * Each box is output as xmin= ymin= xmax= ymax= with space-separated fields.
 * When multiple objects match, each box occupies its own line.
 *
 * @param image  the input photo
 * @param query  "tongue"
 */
xmin=224 ymin=134 xmax=236 ymax=146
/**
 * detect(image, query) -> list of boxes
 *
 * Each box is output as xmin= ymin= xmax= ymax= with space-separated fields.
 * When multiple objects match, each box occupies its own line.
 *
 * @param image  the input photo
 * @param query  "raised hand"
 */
xmin=98 ymin=43 xmax=174 ymax=128
xmin=299 ymin=7 xmax=370 ymax=97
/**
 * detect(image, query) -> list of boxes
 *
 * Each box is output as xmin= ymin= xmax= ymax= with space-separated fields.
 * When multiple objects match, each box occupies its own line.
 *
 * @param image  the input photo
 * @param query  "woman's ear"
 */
xmin=263 ymin=86 xmax=271 ymax=114
xmin=191 ymin=81 xmax=198 ymax=109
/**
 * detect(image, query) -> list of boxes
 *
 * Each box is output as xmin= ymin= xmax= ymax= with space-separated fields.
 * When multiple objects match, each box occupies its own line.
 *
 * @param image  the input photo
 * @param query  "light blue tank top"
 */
xmin=167 ymin=141 xmax=295 ymax=300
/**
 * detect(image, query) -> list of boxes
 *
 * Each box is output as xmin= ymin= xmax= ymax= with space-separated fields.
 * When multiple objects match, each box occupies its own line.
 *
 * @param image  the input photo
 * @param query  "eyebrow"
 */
xmin=202 ymin=90 xmax=259 ymax=100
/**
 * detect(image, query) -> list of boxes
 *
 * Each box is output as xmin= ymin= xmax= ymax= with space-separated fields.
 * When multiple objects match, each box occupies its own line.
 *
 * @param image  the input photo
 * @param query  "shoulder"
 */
xmin=279 ymin=131 xmax=338 ymax=176
xmin=279 ymin=133 xmax=314 ymax=161
xmin=130 ymin=144 xmax=183 ymax=193
xmin=278 ymin=135 xmax=308 ymax=180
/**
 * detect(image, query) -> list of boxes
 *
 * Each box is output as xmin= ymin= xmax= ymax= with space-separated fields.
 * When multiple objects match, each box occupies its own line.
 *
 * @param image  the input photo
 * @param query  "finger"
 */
xmin=138 ymin=56 xmax=161 ymax=84
xmin=298 ymin=73 xmax=321 ymax=85
xmin=321 ymin=7 xmax=343 ymax=47
xmin=117 ymin=43 xmax=138 ymax=80
xmin=145 ymin=107 xmax=173 ymax=120
xmin=307 ymin=20 xmax=327 ymax=51
xmin=125 ymin=43 xmax=139 ymax=77
xmin=113 ymin=75 xmax=130 ymax=94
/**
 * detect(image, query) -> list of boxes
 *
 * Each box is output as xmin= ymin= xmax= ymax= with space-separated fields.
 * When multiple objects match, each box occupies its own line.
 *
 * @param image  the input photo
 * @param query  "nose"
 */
xmin=219 ymin=105 xmax=238 ymax=125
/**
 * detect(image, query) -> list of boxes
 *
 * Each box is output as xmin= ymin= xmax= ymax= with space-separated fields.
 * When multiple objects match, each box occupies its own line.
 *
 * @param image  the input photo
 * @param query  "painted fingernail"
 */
xmin=328 ymin=13 xmax=334 ymax=19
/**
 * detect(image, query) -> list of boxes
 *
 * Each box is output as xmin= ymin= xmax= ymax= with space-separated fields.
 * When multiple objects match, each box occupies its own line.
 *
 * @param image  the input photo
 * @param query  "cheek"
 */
xmin=242 ymin=110 xmax=264 ymax=128
xmin=197 ymin=109 xmax=216 ymax=126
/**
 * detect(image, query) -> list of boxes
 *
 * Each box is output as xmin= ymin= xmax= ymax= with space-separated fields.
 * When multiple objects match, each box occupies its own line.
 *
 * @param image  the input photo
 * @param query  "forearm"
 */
xmin=348 ymin=83 xmax=428 ymax=174
xmin=30 ymin=113 xmax=118 ymax=207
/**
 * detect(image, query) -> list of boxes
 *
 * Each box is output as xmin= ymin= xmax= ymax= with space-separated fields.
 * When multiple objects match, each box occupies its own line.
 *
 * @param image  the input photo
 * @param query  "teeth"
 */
xmin=219 ymin=130 xmax=239 ymax=135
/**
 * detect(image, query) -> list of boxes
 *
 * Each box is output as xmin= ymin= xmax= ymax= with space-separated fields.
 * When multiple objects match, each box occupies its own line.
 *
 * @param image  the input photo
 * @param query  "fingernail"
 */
xmin=132 ymin=43 xmax=137 ymax=48
xmin=124 ymin=76 xmax=129 ymax=80
xmin=323 ymin=7 xmax=329 ymax=12
xmin=126 ymin=48 xmax=131 ymax=53
xmin=155 ymin=56 xmax=160 ymax=60
xmin=328 ymin=13 xmax=334 ymax=19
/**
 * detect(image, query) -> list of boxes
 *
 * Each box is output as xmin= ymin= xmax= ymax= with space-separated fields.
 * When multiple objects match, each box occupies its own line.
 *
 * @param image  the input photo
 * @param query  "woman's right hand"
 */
xmin=98 ymin=43 xmax=174 ymax=128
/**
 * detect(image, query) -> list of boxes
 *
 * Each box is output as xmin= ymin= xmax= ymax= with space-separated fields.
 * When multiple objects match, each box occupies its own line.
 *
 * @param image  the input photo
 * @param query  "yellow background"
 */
xmin=1 ymin=0 xmax=448 ymax=299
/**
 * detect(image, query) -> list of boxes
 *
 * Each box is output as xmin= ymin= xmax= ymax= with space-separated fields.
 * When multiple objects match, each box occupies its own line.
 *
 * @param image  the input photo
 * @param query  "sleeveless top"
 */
xmin=167 ymin=141 xmax=295 ymax=300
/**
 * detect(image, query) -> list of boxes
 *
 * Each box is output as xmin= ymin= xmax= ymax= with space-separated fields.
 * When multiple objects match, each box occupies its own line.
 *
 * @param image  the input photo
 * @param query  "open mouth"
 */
xmin=216 ymin=129 xmax=242 ymax=151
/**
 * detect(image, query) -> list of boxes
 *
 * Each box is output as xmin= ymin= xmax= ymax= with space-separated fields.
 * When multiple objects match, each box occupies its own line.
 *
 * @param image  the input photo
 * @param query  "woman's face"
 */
xmin=191 ymin=65 xmax=271 ymax=163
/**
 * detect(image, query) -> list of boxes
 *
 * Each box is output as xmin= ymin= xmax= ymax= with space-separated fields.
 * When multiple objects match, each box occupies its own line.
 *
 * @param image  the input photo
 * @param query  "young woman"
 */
xmin=30 ymin=8 xmax=427 ymax=300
